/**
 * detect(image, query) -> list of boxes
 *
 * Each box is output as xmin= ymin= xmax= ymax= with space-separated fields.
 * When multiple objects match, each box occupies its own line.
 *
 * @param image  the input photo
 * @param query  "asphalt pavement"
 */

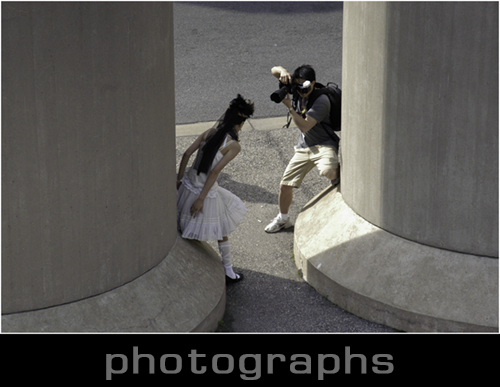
xmin=173 ymin=1 xmax=343 ymax=124
xmin=174 ymin=2 xmax=395 ymax=332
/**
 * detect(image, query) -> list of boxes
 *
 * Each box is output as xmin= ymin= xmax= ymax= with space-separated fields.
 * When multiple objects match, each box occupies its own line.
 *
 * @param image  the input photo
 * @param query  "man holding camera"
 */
xmin=265 ymin=64 xmax=340 ymax=233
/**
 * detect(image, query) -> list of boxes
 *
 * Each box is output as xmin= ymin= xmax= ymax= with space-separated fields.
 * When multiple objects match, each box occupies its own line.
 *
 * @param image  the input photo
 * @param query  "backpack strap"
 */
xmin=283 ymin=83 xmax=340 ymax=143
xmin=283 ymin=96 xmax=299 ymax=128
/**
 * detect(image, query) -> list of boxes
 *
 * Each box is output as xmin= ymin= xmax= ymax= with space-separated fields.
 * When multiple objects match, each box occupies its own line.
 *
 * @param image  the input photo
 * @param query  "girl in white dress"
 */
xmin=176 ymin=95 xmax=254 ymax=283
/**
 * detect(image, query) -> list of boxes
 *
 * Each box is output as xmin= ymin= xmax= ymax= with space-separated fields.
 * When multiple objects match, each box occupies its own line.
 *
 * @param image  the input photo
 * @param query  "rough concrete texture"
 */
xmin=342 ymin=2 xmax=498 ymax=257
xmin=294 ymin=186 xmax=498 ymax=332
xmin=2 ymin=3 xmax=177 ymax=313
xmin=2 ymin=235 xmax=226 ymax=332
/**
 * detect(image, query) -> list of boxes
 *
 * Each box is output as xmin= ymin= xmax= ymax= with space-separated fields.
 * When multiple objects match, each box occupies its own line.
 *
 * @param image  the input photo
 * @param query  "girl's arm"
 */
xmin=190 ymin=141 xmax=241 ymax=218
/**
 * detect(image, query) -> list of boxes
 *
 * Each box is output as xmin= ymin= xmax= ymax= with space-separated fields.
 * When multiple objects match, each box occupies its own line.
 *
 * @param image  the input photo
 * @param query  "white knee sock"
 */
xmin=218 ymin=241 xmax=238 ymax=279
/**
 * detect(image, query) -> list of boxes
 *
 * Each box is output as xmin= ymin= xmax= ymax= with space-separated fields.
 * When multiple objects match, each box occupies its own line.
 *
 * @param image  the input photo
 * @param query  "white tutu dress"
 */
xmin=177 ymin=136 xmax=247 ymax=241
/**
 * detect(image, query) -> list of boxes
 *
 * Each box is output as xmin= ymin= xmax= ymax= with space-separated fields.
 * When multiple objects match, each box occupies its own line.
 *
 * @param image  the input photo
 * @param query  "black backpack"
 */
xmin=307 ymin=82 xmax=341 ymax=132
xmin=285 ymin=82 xmax=342 ymax=144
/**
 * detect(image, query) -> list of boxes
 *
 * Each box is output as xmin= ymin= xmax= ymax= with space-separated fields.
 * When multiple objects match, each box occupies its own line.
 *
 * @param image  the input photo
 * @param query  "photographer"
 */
xmin=265 ymin=64 xmax=340 ymax=233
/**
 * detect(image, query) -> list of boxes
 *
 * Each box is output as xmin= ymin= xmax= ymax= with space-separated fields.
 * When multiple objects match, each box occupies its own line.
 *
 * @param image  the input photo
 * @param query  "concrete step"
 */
xmin=2 ymin=234 xmax=226 ymax=332
xmin=294 ymin=186 xmax=498 ymax=332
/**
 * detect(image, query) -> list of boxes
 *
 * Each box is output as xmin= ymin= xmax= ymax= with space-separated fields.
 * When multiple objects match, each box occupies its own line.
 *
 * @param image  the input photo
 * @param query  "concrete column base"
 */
xmin=294 ymin=186 xmax=498 ymax=332
xmin=2 ymin=235 xmax=226 ymax=332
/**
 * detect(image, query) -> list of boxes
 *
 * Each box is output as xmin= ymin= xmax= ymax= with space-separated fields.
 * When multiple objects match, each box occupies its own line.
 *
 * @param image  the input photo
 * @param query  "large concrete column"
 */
xmin=294 ymin=2 xmax=498 ymax=331
xmin=342 ymin=2 xmax=498 ymax=257
xmin=2 ymin=3 xmax=177 ymax=314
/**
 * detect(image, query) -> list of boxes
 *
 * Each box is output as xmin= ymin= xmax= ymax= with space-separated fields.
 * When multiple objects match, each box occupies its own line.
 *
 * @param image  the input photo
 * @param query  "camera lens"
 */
xmin=270 ymin=86 xmax=289 ymax=103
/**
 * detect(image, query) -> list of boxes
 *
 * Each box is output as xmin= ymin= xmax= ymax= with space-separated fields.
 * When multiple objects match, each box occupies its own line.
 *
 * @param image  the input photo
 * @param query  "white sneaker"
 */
xmin=264 ymin=215 xmax=293 ymax=233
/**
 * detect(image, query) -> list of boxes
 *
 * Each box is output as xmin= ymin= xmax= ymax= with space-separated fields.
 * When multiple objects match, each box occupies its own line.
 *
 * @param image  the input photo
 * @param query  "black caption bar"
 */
xmin=1 ymin=333 xmax=496 ymax=382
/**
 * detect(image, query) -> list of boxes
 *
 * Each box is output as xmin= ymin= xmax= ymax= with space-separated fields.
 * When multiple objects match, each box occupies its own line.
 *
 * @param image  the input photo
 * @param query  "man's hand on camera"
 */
xmin=279 ymin=70 xmax=292 ymax=85
xmin=282 ymin=93 xmax=292 ymax=109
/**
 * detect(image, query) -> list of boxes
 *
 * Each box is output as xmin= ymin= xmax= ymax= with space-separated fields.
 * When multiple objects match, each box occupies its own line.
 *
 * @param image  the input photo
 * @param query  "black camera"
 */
xmin=270 ymin=82 xmax=297 ymax=103
xmin=270 ymin=81 xmax=312 ymax=103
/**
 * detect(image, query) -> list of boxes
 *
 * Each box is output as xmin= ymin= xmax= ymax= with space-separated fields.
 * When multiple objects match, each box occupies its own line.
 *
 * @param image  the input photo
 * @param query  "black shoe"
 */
xmin=226 ymin=272 xmax=244 ymax=284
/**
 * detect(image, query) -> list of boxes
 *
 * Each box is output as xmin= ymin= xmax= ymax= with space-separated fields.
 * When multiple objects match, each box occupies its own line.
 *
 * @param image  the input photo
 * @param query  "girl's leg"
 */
xmin=218 ymin=237 xmax=242 ymax=281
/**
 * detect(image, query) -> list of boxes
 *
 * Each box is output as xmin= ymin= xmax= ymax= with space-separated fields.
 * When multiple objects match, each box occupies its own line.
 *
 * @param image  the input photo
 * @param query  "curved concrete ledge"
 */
xmin=294 ymin=186 xmax=498 ymax=332
xmin=2 ymin=234 xmax=226 ymax=332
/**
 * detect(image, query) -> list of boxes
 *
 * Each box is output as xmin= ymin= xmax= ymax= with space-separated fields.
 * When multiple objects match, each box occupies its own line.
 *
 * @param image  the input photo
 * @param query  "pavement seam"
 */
xmin=175 ymin=116 xmax=295 ymax=137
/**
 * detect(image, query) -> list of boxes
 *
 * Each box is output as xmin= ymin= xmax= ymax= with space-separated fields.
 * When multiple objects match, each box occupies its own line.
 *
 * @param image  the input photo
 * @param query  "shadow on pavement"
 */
xmin=215 ymin=268 xmax=395 ymax=333
xmin=188 ymin=1 xmax=343 ymax=14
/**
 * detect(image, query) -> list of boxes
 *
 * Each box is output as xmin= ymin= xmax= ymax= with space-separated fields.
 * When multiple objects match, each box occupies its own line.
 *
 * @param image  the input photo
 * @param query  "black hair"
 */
xmin=195 ymin=94 xmax=254 ymax=175
xmin=292 ymin=64 xmax=316 ymax=82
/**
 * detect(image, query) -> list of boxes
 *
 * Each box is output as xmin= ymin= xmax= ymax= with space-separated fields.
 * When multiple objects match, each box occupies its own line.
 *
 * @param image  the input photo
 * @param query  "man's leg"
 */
xmin=316 ymin=146 xmax=340 ymax=186
xmin=320 ymin=167 xmax=338 ymax=181
xmin=265 ymin=149 xmax=313 ymax=233
xmin=265 ymin=184 xmax=294 ymax=233
xmin=279 ymin=184 xmax=294 ymax=215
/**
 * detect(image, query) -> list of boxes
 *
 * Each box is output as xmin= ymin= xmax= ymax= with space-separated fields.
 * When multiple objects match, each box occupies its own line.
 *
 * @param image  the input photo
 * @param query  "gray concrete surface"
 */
xmin=332 ymin=2 xmax=498 ymax=331
xmin=342 ymin=2 xmax=498 ymax=257
xmin=2 ymin=2 xmax=177 ymax=314
xmin=2 ymin=235 xmax=225 ymax=332
xmin=294 ymin=186 xmax=498 ymax=332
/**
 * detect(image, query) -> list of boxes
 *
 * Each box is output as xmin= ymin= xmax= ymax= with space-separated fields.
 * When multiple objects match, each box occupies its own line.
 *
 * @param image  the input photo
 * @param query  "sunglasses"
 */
xmin=296 ymin=80 xmax=312 ymax=94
